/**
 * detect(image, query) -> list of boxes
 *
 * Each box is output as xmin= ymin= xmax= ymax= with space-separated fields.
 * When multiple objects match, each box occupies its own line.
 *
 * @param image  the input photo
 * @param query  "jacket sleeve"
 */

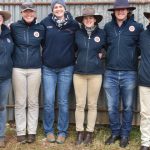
xmin=39 ymin=20 xmax=46 ymax=48
xmin=103 ymin=24 xmax=109 ymax=52
xmin=137 ymin=23 xmax=144 ymax=56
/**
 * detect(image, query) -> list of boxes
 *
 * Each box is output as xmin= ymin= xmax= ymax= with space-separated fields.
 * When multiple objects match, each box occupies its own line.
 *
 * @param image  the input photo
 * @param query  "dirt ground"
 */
xmin=2 ymin=123 xmax=141 ymax=150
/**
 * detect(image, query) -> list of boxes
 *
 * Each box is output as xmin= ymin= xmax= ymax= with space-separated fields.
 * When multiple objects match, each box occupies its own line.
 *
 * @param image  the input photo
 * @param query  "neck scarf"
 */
xmin=52 ymin=12 xmax=69 ymax=28
xmin=85 ymin=26 xmax=96 ymax=38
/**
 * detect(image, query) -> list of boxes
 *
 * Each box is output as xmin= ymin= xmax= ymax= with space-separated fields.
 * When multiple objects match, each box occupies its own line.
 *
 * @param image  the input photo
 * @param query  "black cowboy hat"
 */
xmin=75 ymin=7 xmax=103 ymax=24
xmin=108 ymin=0 xmax=136 ymax=11
xmin=144 ymin=12 xmax=150 ymax=19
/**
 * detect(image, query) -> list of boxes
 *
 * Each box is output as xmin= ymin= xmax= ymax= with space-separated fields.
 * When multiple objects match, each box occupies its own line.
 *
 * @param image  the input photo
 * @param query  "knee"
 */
xmin=88 ymin=104 xmax=97 ymax=110
xmin=140 ymin=111 xmax=150 ymax=118
xmin=58 ymin=99 xmax=68 ymax=106
xmin=44 ymin=103 xmax=54 ymax=111
xmin=124 ymin=103 xmax=133 ymax=112
xmin=107 ymin=103 xmax=117 ymax=112
xmin=76 ymin=104 xmax=85 ymax=111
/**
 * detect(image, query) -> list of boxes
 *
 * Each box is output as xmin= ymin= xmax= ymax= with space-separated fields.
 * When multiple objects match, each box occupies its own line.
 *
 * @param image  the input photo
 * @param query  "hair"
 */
xmin=112 ymin=10 xmax=133 ymax=20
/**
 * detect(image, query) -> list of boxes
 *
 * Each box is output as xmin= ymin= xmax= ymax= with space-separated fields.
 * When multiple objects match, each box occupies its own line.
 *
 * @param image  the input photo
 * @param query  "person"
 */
xmin=0 ymin=9 xmax=13 ymax=148
xmin=10 ymin=2 xmax=45 ymax=144
xmin=103 ymin=0 xmax=143 ymax=148
xmin=73 ymin=7 xmax=105 ymax=145
xmin=139 ymin=12 xmax=150 ymax=150
xmin=40 ymin=0 xmax=79 ymax=144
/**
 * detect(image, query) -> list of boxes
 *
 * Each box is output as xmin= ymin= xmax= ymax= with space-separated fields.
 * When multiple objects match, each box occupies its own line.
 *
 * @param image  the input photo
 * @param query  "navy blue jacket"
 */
xmin=104 ymin=15 xmax=143 ymax=71
xmin=74 ymin=26 xmax=106 ymax=74
xmin=0 ymin=24 xmax=14 ymax=80
xmin=139 ymin=25 xmax=150 ymax=87
xmin=10 ymin=19 xmax=45 ymax=69
xmin=40 ymin=12 xmax=79 ymax=68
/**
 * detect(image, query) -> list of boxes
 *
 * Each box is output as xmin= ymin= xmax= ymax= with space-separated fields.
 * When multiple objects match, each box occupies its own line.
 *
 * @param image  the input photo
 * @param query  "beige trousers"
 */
xmin=139 ymin=86 xmax=150 ymax=147
xmin=12 ymin=68 xmax=41 ymax=136
xmin=73 ymin=74 xmax=102 ymax=132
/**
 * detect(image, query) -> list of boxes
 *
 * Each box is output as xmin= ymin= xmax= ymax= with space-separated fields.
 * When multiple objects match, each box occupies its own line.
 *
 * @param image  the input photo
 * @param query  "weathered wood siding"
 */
xmin=1 ymin=0 xmax=149 ymax=125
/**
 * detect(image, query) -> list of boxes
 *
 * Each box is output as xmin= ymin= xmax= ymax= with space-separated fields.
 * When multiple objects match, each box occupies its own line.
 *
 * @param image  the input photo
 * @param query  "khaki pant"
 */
xmin=139 ymin=86 xmax=150 ymax=147
xmin=12 ymin=68 xmax=41 ymax=136
xmin=73 ymin=74 xmax=102 ymax=132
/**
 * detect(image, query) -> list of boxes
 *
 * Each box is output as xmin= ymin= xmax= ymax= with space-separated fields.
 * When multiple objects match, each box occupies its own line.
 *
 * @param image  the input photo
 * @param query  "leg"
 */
xmin=119 ymin=71 xmax=137 ymax=148
xmin=120 ymin=71 xmax=137 ymax=137
xmin=103 ymin=70 xmax=121 ymax=136
xmin=86 ymin=75 xmax=102 ymax=132
xmin=74 ymin=74 xmax=87 ymax=132
xmin=42 ymin=66 xmax=57 ymax=135
xmin=139 ymin=86 xmax=150 ymax=147
xmin=0 ymin=79 xmax=11 ymax=140
xmin=12 ymin=68 xmax=27 ymax=136
xmin=57 ymin=66 xmax=74 ymax=138
xmin=27 ymin=69 xmax=41 ymax=135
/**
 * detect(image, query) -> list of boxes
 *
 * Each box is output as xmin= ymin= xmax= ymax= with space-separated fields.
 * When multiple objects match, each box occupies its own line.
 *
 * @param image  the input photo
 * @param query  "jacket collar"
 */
xmin=0 ymin=24 xmax=10 ymax=37
xmin=20 ymin=18 xmax=36 ymax=26
xmin=48 ymin=11 xmax=73 ymax=27
xmin=111 ymin=14 xmax=134 ymax=25
xmin=81 ymin=25 xmax=99 ymax=37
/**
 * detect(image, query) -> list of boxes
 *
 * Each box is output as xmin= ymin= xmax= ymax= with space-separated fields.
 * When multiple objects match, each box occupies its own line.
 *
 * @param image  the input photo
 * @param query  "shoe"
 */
xmin=0 ymin=139 xmax=5 ymax=148
xmin=75 ymin=131 xmax=84 ymax=145
xmin=47 ymin=133 xmax=55 ymax=143
xmin=83 ymin=132 xmax=93 ymax=145
xmin=56 ymin=135 xmax=66 ymax=144
xmin=105 ymin=135 xmax=120 ymax=145
xmin=27 ymin=134 xmax=36 ymax=143
xmin=120 ymin=136 xmax=129 ymax=148
xmin=17 ymin=135 xmax=26 ymax=144
xmin=140 ymin=146 xmax=150 ymax=150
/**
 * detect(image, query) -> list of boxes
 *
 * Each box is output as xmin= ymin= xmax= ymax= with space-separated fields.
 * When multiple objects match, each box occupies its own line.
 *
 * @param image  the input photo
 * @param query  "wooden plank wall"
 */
xmin=1 ymin=0 xmax=149 ymax=125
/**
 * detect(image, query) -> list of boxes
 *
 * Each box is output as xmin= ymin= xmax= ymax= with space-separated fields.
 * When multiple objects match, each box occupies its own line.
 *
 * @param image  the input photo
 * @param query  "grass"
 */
xmin=2 ymin=123 xmax=141 ymax=150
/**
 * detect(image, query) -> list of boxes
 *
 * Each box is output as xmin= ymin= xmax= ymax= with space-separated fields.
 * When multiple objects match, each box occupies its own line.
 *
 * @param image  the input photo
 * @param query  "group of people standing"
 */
xmin=0 ymin=0 xmax=150 ymax=150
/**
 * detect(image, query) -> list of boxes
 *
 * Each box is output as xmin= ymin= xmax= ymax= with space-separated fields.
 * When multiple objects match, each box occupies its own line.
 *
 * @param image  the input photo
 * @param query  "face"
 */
xmin=82 ymin=16 xmax=96 ymax=28
xmin=0 ymin=15 xmax=4 ymax=25
xmin=115 ymin=9 xmax=129 ymax=21
xmin=21 ymin=9 xmax=36 ymax=23
xmin=53 ymin=3 xmax=65 ymax=20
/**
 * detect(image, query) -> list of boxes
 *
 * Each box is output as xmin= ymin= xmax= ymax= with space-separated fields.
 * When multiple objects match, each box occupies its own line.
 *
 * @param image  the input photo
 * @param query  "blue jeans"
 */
xmin=42 ymin=65 xmax=74 ymax=137
xmin=103 ymin=70 xmax=137 ymax=137
xmin=0 ymin=79 xmax=11 ymax=139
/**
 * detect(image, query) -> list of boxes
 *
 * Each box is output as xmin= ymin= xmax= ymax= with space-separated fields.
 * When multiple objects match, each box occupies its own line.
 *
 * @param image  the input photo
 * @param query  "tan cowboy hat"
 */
xmin=75 ymin=7 xmax=103 ymax=24
xmin=0 ymin=9 xmax=11 ymax=21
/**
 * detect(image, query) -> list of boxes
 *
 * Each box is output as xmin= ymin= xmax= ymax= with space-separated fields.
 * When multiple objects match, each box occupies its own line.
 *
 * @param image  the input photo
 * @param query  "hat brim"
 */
xmin=75 ymin=15 xmax=103 ymax=24
xmin=21 ymin=8 xmax=36 ymax=12
xmin=144 ymin=12 xmax=150 ymax=19
xmin=0 ymin=10 xmax=11 ymax=21
xmin=108 ymin=6 xmax=136 ymax=11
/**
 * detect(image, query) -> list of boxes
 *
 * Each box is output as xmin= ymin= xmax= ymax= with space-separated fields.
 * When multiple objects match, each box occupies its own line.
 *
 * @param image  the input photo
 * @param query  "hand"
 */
xmin=98 ymin=53 xmax=103 ymax=59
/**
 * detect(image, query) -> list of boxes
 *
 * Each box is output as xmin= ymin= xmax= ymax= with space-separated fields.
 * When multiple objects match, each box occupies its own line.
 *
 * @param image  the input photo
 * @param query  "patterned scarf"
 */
xmin=52 ymin=12 xmax=69 ymax=28
xmin=85 ymin=26 xmax=96 ymax=39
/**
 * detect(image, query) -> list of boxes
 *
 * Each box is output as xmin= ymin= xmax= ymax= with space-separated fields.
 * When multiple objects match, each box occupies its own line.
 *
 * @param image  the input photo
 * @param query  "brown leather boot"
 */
xmin=83 ymin=132 xmax=93 ymax=145
xmin=27 ymin=134 xmax=36 ymax=143
xmin=75 ymin=131 xmax=84 ymax=145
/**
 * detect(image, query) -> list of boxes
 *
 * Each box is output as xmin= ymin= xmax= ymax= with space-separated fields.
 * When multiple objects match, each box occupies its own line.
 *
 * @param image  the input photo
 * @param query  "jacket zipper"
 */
xmin=118 ymin=31 xmax=121 ymax=63
xmin=26 ymin=27 xmax=29 ymax=66
xmin=85 ymin=36 xmax=90 ymax=72
xmin=2 ymin=40 xmax=7 ymax=64
xmin=114 ymin=27 xmax=121 ymax=67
